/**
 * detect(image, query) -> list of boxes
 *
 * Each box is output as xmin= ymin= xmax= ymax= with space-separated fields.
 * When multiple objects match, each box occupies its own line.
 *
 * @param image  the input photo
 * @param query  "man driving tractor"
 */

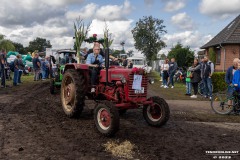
xmin=86 ymin=44 xmax=104 ymax=93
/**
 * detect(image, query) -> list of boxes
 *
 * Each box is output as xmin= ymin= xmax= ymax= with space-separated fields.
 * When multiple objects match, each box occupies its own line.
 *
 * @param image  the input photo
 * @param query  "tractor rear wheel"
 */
xmin=94 ymin=102 xmax=119 ymax=137
xmin=50 ymin=79 xmax=55 ymax=94
xmin=143 ymin=96 xmax=170 ymax=127
xmin=61 ymin=69 xmax=85 ymax=118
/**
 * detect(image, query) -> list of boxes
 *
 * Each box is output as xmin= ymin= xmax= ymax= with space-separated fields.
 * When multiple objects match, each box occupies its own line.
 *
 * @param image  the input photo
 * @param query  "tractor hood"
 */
xmin=99 ymin=66 xmax=133 ymax=82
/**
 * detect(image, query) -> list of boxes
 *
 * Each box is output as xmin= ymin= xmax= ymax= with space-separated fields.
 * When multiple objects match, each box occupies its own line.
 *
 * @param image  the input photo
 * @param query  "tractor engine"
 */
xmin=98 ymin=66 xmax=148 ymax=104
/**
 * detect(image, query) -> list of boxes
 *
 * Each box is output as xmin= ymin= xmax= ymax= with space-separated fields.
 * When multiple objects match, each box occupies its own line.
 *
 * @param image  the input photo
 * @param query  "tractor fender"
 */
xmin=64 ymin=63 xmax=89 ymax=72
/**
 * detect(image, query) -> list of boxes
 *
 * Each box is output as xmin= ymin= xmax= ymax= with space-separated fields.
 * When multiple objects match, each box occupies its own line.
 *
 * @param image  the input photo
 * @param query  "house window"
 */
xmin=216 ymin=49 xmax=221 ymax=64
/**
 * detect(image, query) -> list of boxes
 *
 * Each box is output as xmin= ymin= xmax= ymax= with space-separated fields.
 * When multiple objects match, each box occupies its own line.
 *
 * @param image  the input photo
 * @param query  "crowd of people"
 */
xmin=160 ymin=55 xmax=214 ymax=100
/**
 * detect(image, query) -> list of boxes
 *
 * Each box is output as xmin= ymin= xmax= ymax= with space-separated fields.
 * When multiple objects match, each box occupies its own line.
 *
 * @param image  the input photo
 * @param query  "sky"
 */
xmin=0 ymin=0 xmax=240 ymax=55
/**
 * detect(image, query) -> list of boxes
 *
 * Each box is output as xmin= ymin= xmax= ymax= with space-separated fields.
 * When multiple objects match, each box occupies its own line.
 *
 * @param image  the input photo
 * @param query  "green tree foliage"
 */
xmin=0 ymin=34 xmax=15 ymax=52
xmin=112 ymin=49 xmax=121 ymax=58
xmin=28 ymin=37 xmax=52 ymax=53
xmin=132 ymin=16 xmax=167 ymax=61
xmin=160 ymin=54 xmax=167 ymax=60
xmin=127 ymin=50 xmax=133 ymax=57
xmin=12 ymin=42 xmax=25 ymax=54
xmin=209 ymin=47 xmax=216 ymax=65
xmin=168 ymin=43 xmax=194 ymax=68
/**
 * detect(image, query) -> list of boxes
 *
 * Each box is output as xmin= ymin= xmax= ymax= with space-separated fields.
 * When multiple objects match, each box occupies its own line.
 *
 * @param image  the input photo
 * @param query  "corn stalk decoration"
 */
xmin=74 ymin=17 xmax=90 ymax=63
xmin=102 ymin=21 xmax=113 ymax=50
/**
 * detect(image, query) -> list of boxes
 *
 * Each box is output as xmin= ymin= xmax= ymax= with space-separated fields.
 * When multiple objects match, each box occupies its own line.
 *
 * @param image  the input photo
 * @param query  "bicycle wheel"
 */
xmin=211 ymin=93 xmax=234 ymax=115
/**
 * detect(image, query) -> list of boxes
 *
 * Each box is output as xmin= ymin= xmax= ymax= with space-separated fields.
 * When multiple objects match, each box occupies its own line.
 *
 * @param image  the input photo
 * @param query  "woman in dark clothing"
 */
xmin=189 ymin=59 xmax=201 ymax=98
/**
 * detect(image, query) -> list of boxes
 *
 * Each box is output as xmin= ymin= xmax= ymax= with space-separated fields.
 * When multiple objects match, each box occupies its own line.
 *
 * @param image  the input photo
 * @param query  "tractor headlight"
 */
xmin=121 ymin=77 xmax=126 ymax=84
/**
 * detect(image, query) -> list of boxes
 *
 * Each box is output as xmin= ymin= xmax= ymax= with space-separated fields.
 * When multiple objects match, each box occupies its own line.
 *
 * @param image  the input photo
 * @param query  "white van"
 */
xmin=127 ymin=56 xmax=152 ymax=73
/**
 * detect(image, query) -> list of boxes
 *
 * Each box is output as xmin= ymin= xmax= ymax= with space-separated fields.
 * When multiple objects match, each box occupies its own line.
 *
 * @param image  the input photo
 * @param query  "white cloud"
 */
xmin=163 ymin=31 xmax=213 ymax=50
xmin=86 ymin=19 xmax=134 ymax=51
xmin=0 ymin=0 xmax=134 ymax=50
xmin=199 ymin=0 xmax=240 ymax=19
xmin=164 ymin=0 xmax=186 ymax=12
xmin=95 ymin=0 xmax=132 ymax=21
xmin=65 ymin=3 xmax=98 ymax=20
xmin=65 ymin=0 xmax=132 ymax=21
xmin=171 ymin=12 xmax=195 ymax=30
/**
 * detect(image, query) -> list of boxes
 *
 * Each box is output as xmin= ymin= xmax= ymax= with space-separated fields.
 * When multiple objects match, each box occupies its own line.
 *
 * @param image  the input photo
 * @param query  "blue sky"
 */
xmin=0 ymin=0 xmax=239 ymax=55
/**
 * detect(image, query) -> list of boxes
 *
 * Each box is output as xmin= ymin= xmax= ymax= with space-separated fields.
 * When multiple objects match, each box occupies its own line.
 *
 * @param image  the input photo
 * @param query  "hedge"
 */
xmin=212 ymin=72 xmax=227 ymax=92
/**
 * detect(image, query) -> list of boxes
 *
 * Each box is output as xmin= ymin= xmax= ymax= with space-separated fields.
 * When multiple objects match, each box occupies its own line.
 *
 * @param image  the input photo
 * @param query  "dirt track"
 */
xmin=0 ymin=81 xmax=240 ymax=160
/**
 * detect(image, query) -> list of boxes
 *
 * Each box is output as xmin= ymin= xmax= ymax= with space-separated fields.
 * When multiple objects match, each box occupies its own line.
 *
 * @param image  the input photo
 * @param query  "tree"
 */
xmin=28 ymin=37 xmax=52 ymax=53
xmin=0 ymin=34 xmax=15 ymax=52
xmin=160 ymin=54 xmax=166 ymax=60
xmin=112 ymin=49 xmax=121 ymax=58
xmin=127 ymin=50 xmax=134 ymax=57
xmin=209 ymin=47 xmax=216 ymax=65
xmin=132 ymin=16 xmax=167 ymax=62
xmin=167 ymin=43 xmax=194 ymax=69
xmin=12 ymin=42 xmax=25 ymax=54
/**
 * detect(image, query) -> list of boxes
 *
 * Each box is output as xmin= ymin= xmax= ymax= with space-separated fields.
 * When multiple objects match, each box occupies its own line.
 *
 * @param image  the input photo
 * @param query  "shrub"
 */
xmin=212 ymin=72 xmax=227 ymax=92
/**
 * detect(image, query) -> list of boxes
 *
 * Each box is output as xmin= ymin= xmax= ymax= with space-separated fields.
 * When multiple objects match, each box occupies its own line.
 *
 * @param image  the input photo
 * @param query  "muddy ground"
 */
xmin=0 ymin=81 xmax=240 ymax=160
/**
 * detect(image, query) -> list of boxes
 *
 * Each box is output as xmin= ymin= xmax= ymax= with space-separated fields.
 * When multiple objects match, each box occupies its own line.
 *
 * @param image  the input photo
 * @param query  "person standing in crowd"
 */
xmin=162 ymin=59 xmax=169 ymax=88
xmin=41 ymin=58 xmax=47 ymax=80
xmin=167 ymin=58 xmax=178 ymax=88
xmin=32 ymin=53 xmax=41 ymax=81
xmin=225 ymin=58 xmax=239 ymax=105
xmin=45 ymin=56 xmax=50 ymax=79
xmin=0 ymin=49 xmax=7 ymax=88
xmin=201 ymin=55 xmax=214 ymax=100
xmin=232 ymin=60 xmax=240 ymax=92
xmin=18 ymin=54 xmax=25 ymax=84
xmin=185 ymin=66 xmax=192 ymax=95
xmin=13 ymin=54 xmax=20 ymax=86
xmin=122 ymin=56 xmax=128 ymax=68
xmin=189 ymin=59 xmax=201 ymax=98
xmin=128 ymin=60 xmax=133 ymax=68
xmin=66 ymin=54 xmax=77 ymax=63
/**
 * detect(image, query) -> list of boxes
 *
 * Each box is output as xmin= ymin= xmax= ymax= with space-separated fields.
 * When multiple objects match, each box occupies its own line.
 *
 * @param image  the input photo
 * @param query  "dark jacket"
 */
xmin=168 ymin=62 xmax=178 ymax=75
xmin=201 ymin=61 xmax=214 ymax=78
xmin=225 ymin=66 xmax=236 ymax=85
xmin=190 ymin=63 xmax=201 ymax=83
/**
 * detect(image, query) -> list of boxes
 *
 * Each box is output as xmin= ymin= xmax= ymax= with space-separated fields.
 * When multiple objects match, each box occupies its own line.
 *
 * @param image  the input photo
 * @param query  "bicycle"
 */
xmin=198 ymin=80 xmax=213 ymax=96
xmin=211 ymin=86 xmax=240 ymax=115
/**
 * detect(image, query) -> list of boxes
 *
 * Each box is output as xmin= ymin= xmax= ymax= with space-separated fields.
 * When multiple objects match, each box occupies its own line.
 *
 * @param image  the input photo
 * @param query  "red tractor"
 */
xmin=61 ymin=61 xmax=170 ymax=136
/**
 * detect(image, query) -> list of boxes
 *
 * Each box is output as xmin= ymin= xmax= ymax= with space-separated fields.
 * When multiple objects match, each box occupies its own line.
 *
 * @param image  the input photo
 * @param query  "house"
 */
xmin=201 ymin=14 xmax=240 ymax=72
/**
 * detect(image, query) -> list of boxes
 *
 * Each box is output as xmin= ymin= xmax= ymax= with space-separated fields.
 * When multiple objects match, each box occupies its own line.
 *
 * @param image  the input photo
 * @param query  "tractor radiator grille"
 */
xmin=128 ymin=74 xmax=148 ymax=98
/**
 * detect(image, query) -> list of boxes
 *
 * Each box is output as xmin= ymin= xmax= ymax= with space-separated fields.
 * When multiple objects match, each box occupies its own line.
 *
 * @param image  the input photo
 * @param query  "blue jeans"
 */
xmin=168 ymin=72 xmax=175 ymax=87
xmin=41 ymin=70 xmax=46 ymax=79
xmin=186 ymin=82 xmax=191 ymax=94
xmin=13 ymin=69 xmax=19 ymax=85
xmin=18 ymin=70 xmax=22 ymax=83
xmin=203 ymin=77 xmax=212 ymax=97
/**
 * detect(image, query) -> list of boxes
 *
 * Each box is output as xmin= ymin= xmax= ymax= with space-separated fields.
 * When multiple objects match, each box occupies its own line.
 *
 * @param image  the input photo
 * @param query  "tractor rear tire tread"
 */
xmin=61 ymin=69 xmax=85 ymax=118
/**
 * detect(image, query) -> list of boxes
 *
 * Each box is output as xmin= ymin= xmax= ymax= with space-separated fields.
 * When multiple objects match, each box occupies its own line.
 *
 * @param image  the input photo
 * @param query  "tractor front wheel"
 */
xmin=61 ymin=69 xmax=85 ymax=118
xmin=143 ymin=96 xmax=170 ymax=127
xmin=94 ymin=102 xmax=119 ymax=137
